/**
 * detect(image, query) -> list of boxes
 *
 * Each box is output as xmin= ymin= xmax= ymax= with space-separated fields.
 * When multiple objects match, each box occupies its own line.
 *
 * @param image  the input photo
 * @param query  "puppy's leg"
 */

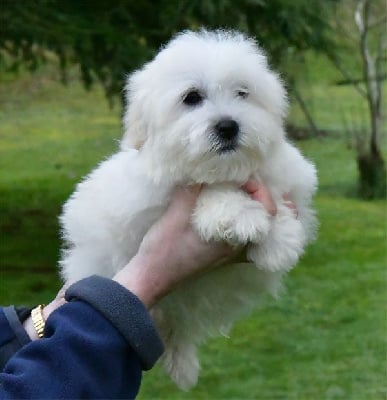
xmin=193 ymin=184 xmax=270 ymax=246
xmin=247 ymin=205 xmax=306 ymax=272
xmin=152 ymin=308 xmax=200 ymax=390
xmin=161 ymin=339 xmax=200 ymax=391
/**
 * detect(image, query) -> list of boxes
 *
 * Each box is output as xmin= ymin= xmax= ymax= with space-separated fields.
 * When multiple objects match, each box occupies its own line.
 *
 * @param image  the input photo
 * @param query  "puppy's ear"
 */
xmin=121 ymin=70 xmax=149 ymax=150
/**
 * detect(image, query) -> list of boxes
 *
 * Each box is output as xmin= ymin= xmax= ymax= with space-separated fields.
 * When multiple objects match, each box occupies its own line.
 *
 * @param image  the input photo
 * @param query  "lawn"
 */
xmin=0 ymin=64 xmax=385 ymax=399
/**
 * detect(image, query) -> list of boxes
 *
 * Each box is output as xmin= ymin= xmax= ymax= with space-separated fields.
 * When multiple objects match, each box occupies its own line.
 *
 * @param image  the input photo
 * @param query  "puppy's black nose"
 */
xmin=215 ymin=119 xmax=239 ymax=140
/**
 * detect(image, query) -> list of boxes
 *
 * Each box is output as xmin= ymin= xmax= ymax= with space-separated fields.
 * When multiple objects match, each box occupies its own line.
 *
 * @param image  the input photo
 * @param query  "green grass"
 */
xmin=0 ymin=64 xmax=386 ymax=399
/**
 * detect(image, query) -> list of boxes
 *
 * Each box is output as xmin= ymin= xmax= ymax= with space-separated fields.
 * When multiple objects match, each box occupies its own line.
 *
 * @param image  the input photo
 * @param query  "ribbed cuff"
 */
xmin=65 ymin=275 xmax=164 ymax=370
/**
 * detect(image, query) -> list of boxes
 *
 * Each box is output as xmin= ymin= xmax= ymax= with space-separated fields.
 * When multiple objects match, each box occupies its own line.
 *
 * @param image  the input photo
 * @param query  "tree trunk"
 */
xmin=292 ymin=85 xmax=320 ymax=137
xmin=357 ymin=148 xmax=386 ymax=199
xmin=355 ymin=0 xmax=386 ymax=200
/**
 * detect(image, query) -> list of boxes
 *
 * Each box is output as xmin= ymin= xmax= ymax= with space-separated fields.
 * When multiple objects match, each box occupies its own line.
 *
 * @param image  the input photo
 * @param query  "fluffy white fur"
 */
xmin=60 ymin=30 xmax=317 ymax=389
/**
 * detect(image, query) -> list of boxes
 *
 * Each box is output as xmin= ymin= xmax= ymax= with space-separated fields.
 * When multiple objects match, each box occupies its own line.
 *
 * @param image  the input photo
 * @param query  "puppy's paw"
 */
xmin=248 ymin=215 xmax=305 ymax=272
xmin=222 ymin=202 xmax=271 ymax=245
xmin=193 ymin=196 xmax=270 ymax=246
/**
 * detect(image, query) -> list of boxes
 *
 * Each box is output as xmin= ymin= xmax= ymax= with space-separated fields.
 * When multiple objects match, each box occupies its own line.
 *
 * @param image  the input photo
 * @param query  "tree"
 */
xmin=1 ymin=0 xmax=165 ymax=103
xmin=1 ymin=0 xmax=337 ymax=107
xmin=326 ymin=0 xmax=386 ymax=199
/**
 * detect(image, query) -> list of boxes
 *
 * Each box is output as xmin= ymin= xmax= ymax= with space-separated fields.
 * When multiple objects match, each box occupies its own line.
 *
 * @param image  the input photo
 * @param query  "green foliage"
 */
xmin=1 ymin=0 xmax=338 ymax=102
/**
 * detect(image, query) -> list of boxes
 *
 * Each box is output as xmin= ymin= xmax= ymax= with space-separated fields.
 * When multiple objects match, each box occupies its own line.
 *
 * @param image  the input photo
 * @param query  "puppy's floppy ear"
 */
xmin=121 ymin=70 xmax=149 ymax=150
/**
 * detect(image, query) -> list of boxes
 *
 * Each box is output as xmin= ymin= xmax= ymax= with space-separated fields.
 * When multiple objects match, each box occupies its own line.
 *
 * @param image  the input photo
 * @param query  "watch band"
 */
xmin=31 ymin=304 xmax=46 ymax=338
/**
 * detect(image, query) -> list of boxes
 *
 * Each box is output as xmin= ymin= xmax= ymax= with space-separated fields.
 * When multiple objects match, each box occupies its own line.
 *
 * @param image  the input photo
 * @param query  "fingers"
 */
xmin=241 ymin=179 xmax=261 ymax=195
xmin=242 ymin=180 xmax=299 ymax=218
xmin=242 ymin=179 xmax=277 ymax=216
xmin=283 ymin=193 xmax=298 ymax=218
xmin=283 ymin=193 xmax=296 ymax=209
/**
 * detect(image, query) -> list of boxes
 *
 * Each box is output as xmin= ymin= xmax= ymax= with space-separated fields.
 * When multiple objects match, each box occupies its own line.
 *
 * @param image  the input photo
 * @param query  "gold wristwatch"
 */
xmin=31 ymin=304 xmax=46 ymax=338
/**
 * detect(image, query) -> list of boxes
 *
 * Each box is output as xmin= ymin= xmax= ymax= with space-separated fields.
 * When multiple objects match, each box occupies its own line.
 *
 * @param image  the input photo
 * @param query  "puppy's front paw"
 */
xmin=248 ymin=214 xmax=305 ymax=272
xmin=221 ymin=202 xmax=270 ymax=245
xmin=193 ymin=189 xmax=270 ymax=246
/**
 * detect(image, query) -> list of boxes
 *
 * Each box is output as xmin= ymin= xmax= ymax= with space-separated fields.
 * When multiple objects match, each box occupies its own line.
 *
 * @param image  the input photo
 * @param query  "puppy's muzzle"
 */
xmin=214 ymin=118 xmax=239 ymax=153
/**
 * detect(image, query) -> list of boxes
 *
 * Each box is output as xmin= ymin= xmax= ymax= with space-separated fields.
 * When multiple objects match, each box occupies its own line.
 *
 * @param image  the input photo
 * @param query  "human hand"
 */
xmin=113 ymin=180 xmax=282 ymax=308
xmin=113 ymin=185 xmax=234 ymax=308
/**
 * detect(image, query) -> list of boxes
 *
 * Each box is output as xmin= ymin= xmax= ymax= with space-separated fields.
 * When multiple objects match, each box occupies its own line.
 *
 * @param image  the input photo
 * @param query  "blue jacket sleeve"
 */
xmin=0 ymin=276 xmax=164 ymax=399
xmin=0 ymin=306 xmax=32 ymax=370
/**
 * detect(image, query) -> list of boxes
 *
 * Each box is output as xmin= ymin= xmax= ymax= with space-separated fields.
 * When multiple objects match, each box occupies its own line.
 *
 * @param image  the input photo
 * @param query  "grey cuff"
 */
xmin=65 ymin=275 xmax=164 ymax=370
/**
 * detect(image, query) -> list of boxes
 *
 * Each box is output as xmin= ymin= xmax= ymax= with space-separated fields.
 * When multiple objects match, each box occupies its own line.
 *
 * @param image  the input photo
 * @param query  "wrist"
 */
xmin=113 ymin=254 xmax=166 ymax=309
xmin=23 ymin=296 xmax=67 ymax=340
xmin=23 ymin=315 xmax=40 ymax=340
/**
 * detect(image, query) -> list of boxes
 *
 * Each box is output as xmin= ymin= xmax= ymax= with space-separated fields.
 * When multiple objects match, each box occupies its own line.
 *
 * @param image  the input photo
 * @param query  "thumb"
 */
xmin=166 ymin=184 xmax=203 ymax=223
xmin=172 ymin=184 xmax=202 ymax=207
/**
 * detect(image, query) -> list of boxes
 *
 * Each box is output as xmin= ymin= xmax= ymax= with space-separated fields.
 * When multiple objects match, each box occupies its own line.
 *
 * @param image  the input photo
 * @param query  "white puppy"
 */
xmin=60 ymin=30 xmax=317 ymax=389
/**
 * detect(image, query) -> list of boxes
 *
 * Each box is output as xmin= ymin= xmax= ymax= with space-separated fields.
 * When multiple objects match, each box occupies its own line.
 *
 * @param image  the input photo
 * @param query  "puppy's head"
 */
xmin=122 ymin=30 xmax=288 ymax=184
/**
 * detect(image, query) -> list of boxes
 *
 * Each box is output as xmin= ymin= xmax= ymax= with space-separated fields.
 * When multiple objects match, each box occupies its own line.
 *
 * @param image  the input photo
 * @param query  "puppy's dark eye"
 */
xmin=237 ymin=89 xmax=249 ymax=99
xmin=183 ymin=90 xmax=203 ymax=106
